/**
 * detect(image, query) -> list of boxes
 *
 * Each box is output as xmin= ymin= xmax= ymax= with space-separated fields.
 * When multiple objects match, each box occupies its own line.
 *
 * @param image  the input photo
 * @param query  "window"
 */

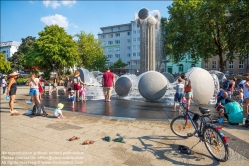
xmin=179 ymin=64 xmax=183 ymax=72
xmin=115 ymin=33 xmax=120 ymax=37
xmin=2 ymin=51 xmax=6 ymax=53
xmin=127 ymin=39 xmax=131 ymax=42
xmin=133 ymin=53 xmax=136 ymax=57
xmin=107 ymin=55 xmax=112 ymax=58
xmin=137 ymin=37 xmax=140 ymax=41
xmin=133 ymin=38 xmax=136 ymax=42
xmin=133 ymin=45 xmax=136 ymax=49
xmin=118 ymin=27 xmax=120 ymax=30
xmin=127 ymin=32 xmax=131 ymax=36
xmin=137 ymin=53 xmax=140 ymax=56
xmin=127 ymin=46 xmax=131 ymax=50
xmin=115 ymin=54 xmax=120 ymax=58
xmin=137 ymin=45 xmax=140 ymax=49
xmin=108 ymin=48 xmax=113 ymax=52
xmin=212 ymin=61 xmax=216 ymax=69
xmin=115 ymin=40 xmax=120 ymax=44
xmin=204 ymin=62 xmax=208 ymax=69
xmin=111 ymin=28 xmax=113 ymax=32
xmin=115 ymin=47 xmax=120 ymax=51
xmin=137 ymin=30 xmax=140 ymax=33
xmin=127 ymin=53 xmax=131 ymax=57
xmin=108 ymin=41 xmax=113 ymax=45
xmin=239 ymin=61 xmax=244 ymax=69
xmin=101 ymin=35 xmax=105 ymax=39
xmin=102 ymin=41 xmax=105 ymax=46
xmin=108 ymin=34 xmax=113 ymax=38
xmin=229 ymin=61 xmax=234 ymax=69
xmin=239 ymin=73 xmax=244 ymax=75
xmin=133 ymin=30 xmax=136 ymax=34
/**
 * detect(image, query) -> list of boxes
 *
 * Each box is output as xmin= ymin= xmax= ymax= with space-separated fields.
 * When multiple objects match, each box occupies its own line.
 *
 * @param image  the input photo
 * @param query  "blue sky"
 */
xmin=1 ymin=1 xmax=172 ymax=42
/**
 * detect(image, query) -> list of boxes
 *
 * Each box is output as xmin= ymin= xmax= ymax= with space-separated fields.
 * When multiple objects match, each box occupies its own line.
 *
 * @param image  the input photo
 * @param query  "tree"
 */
xmin=8 ymin=36 xmax=36 ymax=71
xmin=165 ymin=0 xmax=249 ymax=72
xmin=0 ymin=53 xmax=11 ymax=73
xmin=109 ymin=58 xmax=127 ymax=72
xmin=24 ymin=25 xmax=79 ymax=75
xmin=75 ymin=31 xmax=107 ymax=71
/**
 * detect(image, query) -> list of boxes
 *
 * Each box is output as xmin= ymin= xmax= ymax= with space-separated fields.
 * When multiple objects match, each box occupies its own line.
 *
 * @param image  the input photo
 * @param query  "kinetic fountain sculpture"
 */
xmin=135 ymin=8 xmax=161 ymax=73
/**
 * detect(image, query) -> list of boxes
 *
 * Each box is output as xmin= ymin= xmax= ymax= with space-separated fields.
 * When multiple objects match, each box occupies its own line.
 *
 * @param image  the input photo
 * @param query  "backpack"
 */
xmin=222 ymin=80 xmax=230 ymax=90
xmin=32 ymin=104 xmax=48 ymax=116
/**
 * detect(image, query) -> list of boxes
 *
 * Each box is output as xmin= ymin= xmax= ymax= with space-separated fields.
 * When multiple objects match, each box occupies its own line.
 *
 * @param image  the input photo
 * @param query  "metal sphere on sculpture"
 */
xmin=138 ymin=71 xmax=168 ymax=101
xmin=115 ymin=76 xmax=132 ymax=97
xmin=185 ymin=67 xmax=214 ymax=104
xmin=138 ymin=8 xmax=149 ymax=20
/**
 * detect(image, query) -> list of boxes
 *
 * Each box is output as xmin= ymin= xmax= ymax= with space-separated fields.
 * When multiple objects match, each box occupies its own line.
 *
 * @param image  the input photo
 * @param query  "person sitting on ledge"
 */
xmin=224 ymin=99 xmax=243 ymax=125
xmin=215 ymin=91 xmax=228 ymax=118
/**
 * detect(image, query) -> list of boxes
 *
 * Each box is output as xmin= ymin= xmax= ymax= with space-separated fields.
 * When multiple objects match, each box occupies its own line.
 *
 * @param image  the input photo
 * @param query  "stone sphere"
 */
xmin=138 ymin=8 xmax=149 ymax=20
xmin=147 ymin=15 xmax=157 ymax=26
xmin=162 ymin=72 xmax=174 ymax=83
xmin=138 ymin=71 xmax=168 ymax=101
xmin=186 ymin=67 xmax=214 ymax=104
xmin=115 ymin=76 xmax=132 ymax=97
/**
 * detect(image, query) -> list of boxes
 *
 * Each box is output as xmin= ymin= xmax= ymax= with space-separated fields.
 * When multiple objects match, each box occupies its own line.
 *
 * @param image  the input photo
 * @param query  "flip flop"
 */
xmin=178 ymin=145 xmax=194 ymax=155
xmin=69 ymin=136 xmax=80 ymax=141
xmin=113 ymin=137 xmax=125 ymax=143
xmin=103 ymin=136 xmax=111 ymax=142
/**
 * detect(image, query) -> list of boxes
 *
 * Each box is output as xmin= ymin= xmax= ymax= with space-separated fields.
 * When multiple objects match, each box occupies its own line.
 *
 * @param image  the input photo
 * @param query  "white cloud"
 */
xmin=71 ymin=23 xmax=78 ymax=28
xmin=41 ymin=14 xmax=68 ymax=29
xmin=61 ymin=0 xmax=77 ymax=7
xmin=43 ymin=0 xmax=60 ymax=9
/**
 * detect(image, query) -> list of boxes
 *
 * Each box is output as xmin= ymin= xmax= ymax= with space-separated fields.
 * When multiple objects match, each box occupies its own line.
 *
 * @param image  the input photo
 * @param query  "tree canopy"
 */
xmin=165 ymin=0 xmax=249 ymax=72
xmin=109 ymin=58 xmax=127 ymax=71
xmin=75 ymin=31 xmax=107 ymax=71
xmin=0 ymin=53 xmax=11 ymax=73
xmin=24 ymin=25 xmax=79 ymax=73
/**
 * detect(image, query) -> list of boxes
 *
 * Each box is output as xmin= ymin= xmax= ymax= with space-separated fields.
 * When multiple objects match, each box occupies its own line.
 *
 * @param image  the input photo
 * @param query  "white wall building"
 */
xmin=0 ymin=41 xmax=21 ymax=60
xmin=98 ymin=21 xmax=140 ymax=74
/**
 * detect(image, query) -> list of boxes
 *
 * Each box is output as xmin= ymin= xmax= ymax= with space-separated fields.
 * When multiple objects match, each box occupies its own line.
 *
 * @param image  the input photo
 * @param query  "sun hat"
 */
xmin=70 ymin=90 xmax=74 ymax=93
xmin=57 ymin=103 xmax=64 ymax=110
xmin=9 ymin=72 xmax=20 ymax=77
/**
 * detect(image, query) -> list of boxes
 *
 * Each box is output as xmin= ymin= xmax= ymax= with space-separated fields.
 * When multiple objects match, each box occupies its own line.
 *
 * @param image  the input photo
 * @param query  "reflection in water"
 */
xmin=104 ymin=102 xmax=113 ymax=116
xmin=81 ymin=102 xmax=86 ymax=113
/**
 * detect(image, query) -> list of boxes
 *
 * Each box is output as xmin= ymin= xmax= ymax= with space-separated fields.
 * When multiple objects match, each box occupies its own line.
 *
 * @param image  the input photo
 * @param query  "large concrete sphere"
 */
xmin=186 ymin=68 xmax=214 ymax=104
xmin=162 ymin=72 xmax=174 ymax=83
xmin=147 ymin=15 xmax=157 ymax=25
xmin=138 ymin=71 xmax=168 ymax=101
xmin=115 ymin=77 xmax=132 ymax=97
xmin=138 ymin=8 xmax=149 ymax=20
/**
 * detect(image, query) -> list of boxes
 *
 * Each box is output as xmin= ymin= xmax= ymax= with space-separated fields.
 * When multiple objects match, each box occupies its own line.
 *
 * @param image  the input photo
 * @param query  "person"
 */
xmin=102 ymin=67 xmax=115 ymax=102
xmin=80 ymin=83 xmax=86 ymax=102
xmin=216 ymin=86 xmax=225 ymax=99
xmin=243 ymin=76 xmax=249 ymax=116
xmin=66 ymin=79 xmax=72 ymax=99
xmin=215 ymin=91 xmax=228 ymax=117
xmin=73 ymin=71 xmax=84 ymax=101
xmin=1 ymin=76 xmax=7 ymax=94
xmin=237 ymin=79 xmax=245 ymax=91
xmin=236 ymin=89 xmax=244 ymax=107
xmin=227 ymin=77 xmax=237 ymax=99
xmin=38 ymin=75 xmax=43 ymax=100
xmin=53 ymin=103 xmax=65 ymax=119
xmin=173 ymin=78 xmax=184 ymax=111
xmin=50 ymin=74 xmax=58 ymax=96
xmin=28 ymin=73 xmax=41 ymax=106
xmin=184 ymin=78 xmax=193 ymax=110
xmin=64 ymin=75 xmax=69 ymax=94
xmin=224 ymin=99 xmax=243 ymax=125
xmin=6 ymin=72 xmax=20 ymax=115
xmin=70 ymin=90 xmax=75 ymax=108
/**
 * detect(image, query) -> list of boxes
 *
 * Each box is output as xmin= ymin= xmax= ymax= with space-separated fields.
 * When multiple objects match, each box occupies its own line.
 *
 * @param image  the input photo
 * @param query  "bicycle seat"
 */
xmin=199 ymin=107 xmax=210 ymax=114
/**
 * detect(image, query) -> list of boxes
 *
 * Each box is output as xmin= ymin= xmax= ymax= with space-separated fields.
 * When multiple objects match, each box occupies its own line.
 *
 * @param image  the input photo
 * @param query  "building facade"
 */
xmin=0 ymin=41 xmax=21 ymax=60
xmin=202 ymin=56 xmax=249 ymax=75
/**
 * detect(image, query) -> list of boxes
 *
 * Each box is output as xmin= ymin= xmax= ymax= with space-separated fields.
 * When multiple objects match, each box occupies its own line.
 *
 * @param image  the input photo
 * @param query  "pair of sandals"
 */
xmin=10 ymin=110 xmax=20 ymax=116
xmin=68 ymin=136 xmax=94 ymax=145
xmin=103 ymin=136 xmax=125 ymax=143
xmin=178 ymin=145 xmax=194 ymax=155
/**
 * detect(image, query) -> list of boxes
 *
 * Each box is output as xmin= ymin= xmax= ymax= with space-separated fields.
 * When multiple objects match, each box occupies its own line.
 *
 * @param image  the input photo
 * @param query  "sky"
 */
xmin=1 ymin=0 xmax=172 ymax=42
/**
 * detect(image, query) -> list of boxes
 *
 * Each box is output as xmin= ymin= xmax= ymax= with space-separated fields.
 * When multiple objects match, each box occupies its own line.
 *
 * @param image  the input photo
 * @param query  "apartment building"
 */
xmin=0 ymin=41 xmax=21 ymax=60
xmin=202 ymin=56 xmax=249 ymax=75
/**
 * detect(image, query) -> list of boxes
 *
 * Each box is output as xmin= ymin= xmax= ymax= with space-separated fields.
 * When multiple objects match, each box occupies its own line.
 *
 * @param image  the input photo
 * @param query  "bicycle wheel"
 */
xmin=203 ymin=126 xmax=229 ymax=162
xmin=170 ymin=116 xmax=197 ymax=138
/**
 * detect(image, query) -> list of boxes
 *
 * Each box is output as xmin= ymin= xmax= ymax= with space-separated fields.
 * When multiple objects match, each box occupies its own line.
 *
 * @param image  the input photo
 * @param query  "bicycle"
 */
xmin=170 ymin=98 xmax=229 ymax=162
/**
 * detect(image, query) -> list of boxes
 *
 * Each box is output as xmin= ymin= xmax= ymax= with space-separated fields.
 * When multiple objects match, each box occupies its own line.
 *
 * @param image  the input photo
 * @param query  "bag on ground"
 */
xmin=32 ymin=104 xmax=48 ymax=116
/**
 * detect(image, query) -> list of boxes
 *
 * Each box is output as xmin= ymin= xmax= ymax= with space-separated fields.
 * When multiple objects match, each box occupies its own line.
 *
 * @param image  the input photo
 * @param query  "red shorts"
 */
xmin=74 ymin=84 xmax=81 ymax=90
xmin=38 ymin=86 xmax=43 ymax=93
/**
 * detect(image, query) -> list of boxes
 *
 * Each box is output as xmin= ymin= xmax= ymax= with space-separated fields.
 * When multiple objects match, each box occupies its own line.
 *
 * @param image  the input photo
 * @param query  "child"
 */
xmin=67 ymin=80 xmax=72 ymax=99
xmin=184 ymin=78 xmax=193 ymax=110
xmin=70 ymin=90 xmax=75 ymax=108
xmin=236 ymin=89 xmax=244 ymax=107
xmin=173 ymin=78 xmax=184 ymax=112
xmin=54 ymin=103 xmax=65 ymax=118
xmin=80 ymin=83 xmax=86 ymax=102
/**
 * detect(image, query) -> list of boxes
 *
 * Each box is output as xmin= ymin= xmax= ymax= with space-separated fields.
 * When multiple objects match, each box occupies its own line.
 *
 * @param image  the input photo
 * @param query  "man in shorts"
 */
xmin=102 ymin=67 xmax=114 ymax=102
xmin=216 ymin=91 xmax=228 ymax=117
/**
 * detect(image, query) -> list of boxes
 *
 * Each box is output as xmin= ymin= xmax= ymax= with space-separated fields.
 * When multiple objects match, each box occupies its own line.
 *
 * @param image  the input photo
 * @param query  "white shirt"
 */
xmin=53 ymin=108 xmax=62 ymax=117
xmin=243 ymin=82 xmax=249 ymax=99
xmin=30 ymin=78 xmax=39 ymax=88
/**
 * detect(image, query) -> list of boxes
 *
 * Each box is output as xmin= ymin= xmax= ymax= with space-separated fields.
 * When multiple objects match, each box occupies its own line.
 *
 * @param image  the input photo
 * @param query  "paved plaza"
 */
xmin=0 ymin=86 xmax=248 ymax=166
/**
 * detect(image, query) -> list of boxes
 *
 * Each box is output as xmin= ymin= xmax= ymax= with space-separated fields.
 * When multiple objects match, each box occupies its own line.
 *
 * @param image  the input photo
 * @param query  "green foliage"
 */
xmin=75 ymin=31 xmax=107 ymax=71
xmin=65 ymin=69 xmax=72 ymax=75
xmin=109 ymin=58 xmax=127 ymax=70
xmin=42 ymin=70 xmax=51 ymax=81
xmin=24 ymin=25 xmax=79 ymax=75
xmin=8 ymin=36 xmax=36 ymax=71
xmin=165 ymin=0 xmax=249 ymax=72
xmin=16 ymin=77 xmax=29 ymax=85
xmin=0 ymin=53 xmax=11 ymax=73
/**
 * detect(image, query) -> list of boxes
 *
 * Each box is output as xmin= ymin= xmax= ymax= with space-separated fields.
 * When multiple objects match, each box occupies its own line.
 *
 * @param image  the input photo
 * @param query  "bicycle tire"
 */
xmin=170 ymin=115 xmax=197 ymax=138
xmin=203 ymin=126 xmax=229 ymax=162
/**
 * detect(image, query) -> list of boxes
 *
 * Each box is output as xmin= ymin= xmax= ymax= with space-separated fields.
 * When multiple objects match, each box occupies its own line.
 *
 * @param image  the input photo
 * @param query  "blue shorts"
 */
xmin=29 ymin=88 xmax=39 ymax=96
xmin=238 ymin=99 xmax=243 ymax=104
xmin=174 ymin=93 xmax=183 ymax=102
